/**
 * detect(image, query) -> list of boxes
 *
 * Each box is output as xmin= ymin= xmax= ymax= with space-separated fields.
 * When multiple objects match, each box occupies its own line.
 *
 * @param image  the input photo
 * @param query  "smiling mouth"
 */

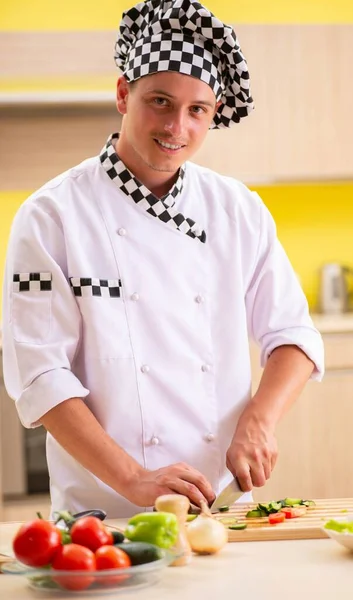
xmin=154 ymin=138 xmax=186 ymax=151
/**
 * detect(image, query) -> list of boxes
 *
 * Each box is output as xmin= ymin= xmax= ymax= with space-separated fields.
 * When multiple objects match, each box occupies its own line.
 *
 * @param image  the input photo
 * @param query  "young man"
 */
xmin=2 ymin=0 xmax=324 ymax=517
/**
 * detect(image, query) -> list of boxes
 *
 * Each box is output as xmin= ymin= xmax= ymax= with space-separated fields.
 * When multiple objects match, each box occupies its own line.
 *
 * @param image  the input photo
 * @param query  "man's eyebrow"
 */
xmin=145 ymin=89 xmax=214 ymax=108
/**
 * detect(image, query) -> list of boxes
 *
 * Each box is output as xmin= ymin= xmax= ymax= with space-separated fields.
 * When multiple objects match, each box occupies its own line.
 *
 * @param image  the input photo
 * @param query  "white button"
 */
xmin=201 ymin=364 xmax=211 ymax=372
xmin=195 ymin=295 xmax=205 ymax=304
xmin=131 ymin=293 xmax=140 ymax=301
xmin=151 ymin=436 xmax=160 ymax=445
xmin=141 ymin=364 xmax=150 ymax=374
xmin=117 ymin=227 xmax=127 ymax=236
xmin=205 ymin=433 xmax=215 ymax=442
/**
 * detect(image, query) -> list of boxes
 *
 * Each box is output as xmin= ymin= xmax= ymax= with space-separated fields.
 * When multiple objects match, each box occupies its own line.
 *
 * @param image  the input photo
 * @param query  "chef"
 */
xmin=2 ymin=0 xmax=324 ymax=518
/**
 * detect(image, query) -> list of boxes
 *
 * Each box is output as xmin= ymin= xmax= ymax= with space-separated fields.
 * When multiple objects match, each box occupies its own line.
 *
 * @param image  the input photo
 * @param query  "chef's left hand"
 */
xmin=226 ymin=412 xmax=278 ymax=492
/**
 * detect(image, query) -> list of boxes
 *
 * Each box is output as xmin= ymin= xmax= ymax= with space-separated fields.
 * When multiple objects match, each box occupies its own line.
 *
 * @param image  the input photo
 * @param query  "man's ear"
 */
xmin=116 ymin=76 xmax=130 ymax=115
xmin=214 ymin=99 xmax=222 ymax=115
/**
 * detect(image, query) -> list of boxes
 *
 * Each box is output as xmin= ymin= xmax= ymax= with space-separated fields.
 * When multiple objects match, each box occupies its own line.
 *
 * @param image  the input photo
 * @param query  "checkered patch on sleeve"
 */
xmin=70 ymin=277 xmax=122 ymax=298
xmin=13 ymin=272 xmax=52 ymax=292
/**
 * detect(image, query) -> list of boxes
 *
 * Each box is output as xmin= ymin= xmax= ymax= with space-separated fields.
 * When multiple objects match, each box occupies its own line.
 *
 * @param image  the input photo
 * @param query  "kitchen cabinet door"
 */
xmin=254 ymin=371 xmax=353 ymax=502
xmin=249 ymin=336 xmax=353 ymax=502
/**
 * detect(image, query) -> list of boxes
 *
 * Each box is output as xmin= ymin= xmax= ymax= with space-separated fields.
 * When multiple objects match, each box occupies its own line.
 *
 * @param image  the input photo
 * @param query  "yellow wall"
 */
xmin=1 ymin=183 xmax=352 ymax=316
xmin=1 ymin=0 xmax=352 ymax=30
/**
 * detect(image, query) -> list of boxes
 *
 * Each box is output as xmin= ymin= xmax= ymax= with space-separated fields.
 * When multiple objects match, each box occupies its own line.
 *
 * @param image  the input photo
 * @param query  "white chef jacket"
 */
xmin=2 ymin=134 xmax=324 ymax=517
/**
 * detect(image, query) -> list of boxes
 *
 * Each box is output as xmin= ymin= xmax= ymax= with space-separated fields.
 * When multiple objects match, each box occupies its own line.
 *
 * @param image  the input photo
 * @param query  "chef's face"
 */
xmin=116 ymin=71 xmax=219 ymax=179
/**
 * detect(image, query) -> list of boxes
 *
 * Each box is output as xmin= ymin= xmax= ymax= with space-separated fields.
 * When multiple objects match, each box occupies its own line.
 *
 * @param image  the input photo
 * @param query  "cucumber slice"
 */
xmin=228 ymin=523 xmax=247 ymax=530
xmin=283 ymin=498 xmax=303 ymax=507
xmin=246 ymin=509 xmax=265 ymax=518
xmin=258 ymin=503 xmax=270 ymax=514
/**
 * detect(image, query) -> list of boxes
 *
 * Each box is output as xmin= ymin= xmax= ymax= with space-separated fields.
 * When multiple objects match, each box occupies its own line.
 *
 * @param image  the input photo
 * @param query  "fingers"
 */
xmin=228 ymin=446 xmax=275 ymax=490
xmin=167 ymin=479 xmax=209 ymax=507
xmin=155 ymin=463 xmax=215 ymax=507
xmin=235 ymin=462 xmax=253 ymax=492
xmin=176 ymin=466 xmax=215 ymax=505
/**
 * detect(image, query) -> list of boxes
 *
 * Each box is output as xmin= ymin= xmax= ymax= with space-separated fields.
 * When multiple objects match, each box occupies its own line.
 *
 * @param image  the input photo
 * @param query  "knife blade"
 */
xmin=210 ymin=478 xmax=244 ymax=513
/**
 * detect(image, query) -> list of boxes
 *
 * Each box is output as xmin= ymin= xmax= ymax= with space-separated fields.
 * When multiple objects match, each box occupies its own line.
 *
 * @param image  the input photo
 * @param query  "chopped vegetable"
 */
xmin=324 ymin=519 xmax=353 ymax=533
xmin=218 ymin=506 xmax=230 ymax=512
xmin=246 ymin=498 xmax=314 ymax=518
xmin=283 ymin=498 xmax=303 ymax=507
xmin=228 ymin=523 xmax=247 ymax=530
xmin=246 ymin=509 xmax=267 ymax=518
xmin=124 ymin=512 xmax=178 ymax=549
xmin=268 ymin=512 xmax=286 ymax=525
xmin=219 ymin=517 xmax=239 ymax=526
xmin=280 ymin=507 xmax=306 ymax=519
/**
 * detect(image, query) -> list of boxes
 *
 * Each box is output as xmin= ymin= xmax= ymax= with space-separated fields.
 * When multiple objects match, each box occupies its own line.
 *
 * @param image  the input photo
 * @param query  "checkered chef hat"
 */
xmin=114 ymin=0 xmax=254 ymax=129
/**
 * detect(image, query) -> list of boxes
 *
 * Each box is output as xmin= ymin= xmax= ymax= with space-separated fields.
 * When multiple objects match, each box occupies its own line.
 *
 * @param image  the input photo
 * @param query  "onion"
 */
xmin=186 ymin=501 xmax=228 ymax=554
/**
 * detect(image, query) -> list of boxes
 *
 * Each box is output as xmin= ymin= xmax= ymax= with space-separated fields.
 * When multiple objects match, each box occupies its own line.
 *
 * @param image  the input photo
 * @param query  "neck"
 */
xmin=115 ymin=134 xmax=179 ymax=199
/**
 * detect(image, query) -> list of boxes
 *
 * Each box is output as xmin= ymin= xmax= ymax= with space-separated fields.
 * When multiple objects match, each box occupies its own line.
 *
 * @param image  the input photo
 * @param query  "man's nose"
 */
xmin=164 ymin=110 xmax=185 ymax=137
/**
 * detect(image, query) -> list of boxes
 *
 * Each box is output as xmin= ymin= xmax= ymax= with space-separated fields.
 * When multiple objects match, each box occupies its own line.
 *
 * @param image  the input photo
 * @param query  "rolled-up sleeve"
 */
xmin=245 ymin=195 xmax=324 ymax=381
xmin=2 ymin=197 xmax=89 ymax=428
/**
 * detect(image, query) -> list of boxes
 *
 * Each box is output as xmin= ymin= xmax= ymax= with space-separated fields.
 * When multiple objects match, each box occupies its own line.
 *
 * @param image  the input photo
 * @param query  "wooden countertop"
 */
xmin=1 ymin=520 xmax=353 ymax=599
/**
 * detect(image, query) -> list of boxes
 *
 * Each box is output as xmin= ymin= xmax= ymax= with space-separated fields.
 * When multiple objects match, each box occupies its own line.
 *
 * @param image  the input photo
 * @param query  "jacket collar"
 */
xmin=99 ymin=133 xmax=206 ymax=243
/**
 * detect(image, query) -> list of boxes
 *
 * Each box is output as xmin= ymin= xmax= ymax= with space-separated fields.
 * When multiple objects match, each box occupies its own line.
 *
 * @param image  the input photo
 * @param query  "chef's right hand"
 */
xmin=126 ymin=463 xmax=215 ymax=508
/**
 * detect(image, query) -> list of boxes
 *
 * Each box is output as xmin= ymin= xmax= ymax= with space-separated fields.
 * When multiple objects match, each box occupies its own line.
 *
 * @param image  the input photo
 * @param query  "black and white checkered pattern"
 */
xmin=100 ymin=134 xmax=206 ymax=243
xmin=70 ymin=277 xmax=122 ymax=298
xmin=115 ymin=0 xmax=254 ymax=129
xmin=13 ymin=272 xmax=52 ymax=292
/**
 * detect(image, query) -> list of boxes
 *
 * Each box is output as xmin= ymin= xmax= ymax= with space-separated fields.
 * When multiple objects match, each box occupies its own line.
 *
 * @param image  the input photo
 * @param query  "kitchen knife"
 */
xmin=210 ymin=478 xmax=244 ymax=513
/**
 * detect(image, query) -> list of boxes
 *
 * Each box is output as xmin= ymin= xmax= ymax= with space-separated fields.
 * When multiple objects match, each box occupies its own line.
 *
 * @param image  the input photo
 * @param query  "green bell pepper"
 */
xmin=124 ymin=512 xmax=178 ymax=549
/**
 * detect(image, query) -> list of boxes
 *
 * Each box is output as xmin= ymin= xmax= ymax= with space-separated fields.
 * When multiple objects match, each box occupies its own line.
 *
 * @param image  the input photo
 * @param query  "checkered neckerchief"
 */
xmin=99 ymin=134 xmax=206 ymax=243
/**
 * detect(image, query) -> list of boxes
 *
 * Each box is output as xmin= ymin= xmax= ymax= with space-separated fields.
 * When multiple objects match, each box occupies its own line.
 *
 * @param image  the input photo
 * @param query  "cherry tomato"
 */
xmin=51 ymin=543 xmax=96 ymax=591
xmin=268 ymin=512 xmax=286 ymax=525
xmin=70 ymin=516 xmax=113 ymax=552
xmin=95 ymin=545 xmax=131 ymax=586
xmin=13 ymin=519 xmax=61 ymax=567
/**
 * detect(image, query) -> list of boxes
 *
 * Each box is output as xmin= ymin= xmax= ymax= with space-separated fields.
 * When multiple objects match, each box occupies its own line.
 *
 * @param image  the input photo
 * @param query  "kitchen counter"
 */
xmin=1 ymin=520 xmax=353 ymax=600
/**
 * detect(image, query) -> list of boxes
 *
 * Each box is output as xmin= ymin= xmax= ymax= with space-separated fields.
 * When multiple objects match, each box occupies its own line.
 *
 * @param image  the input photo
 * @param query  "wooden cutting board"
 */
xmin=214 ymin=498 xmax=353 ymax=542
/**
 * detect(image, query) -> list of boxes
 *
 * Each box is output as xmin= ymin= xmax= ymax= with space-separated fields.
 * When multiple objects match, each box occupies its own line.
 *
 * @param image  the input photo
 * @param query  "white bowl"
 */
xmin=322 ymin=514 xmax=353 ymax=552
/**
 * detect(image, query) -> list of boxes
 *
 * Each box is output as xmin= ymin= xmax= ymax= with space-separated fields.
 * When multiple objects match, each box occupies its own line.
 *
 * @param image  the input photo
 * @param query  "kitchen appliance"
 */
xmin=210 ymin=477 xmax=244 ymax=512
xmin=214 ymin=498 xmax=353 ymax=542
xmin=319 ymin=263 xmax=352 ymax=314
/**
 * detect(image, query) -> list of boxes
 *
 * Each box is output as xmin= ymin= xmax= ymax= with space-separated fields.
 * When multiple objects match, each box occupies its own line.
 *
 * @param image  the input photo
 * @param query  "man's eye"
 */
xmin=191 ymin=106 xmax=205 ymax=114
xmin=153 ymin=97 xmax=168 ymax=106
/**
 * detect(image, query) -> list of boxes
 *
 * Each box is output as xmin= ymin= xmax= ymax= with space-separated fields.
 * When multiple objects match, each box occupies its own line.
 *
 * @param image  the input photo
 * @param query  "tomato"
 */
xmin=51 ymin=543 xmax=96 ymax=591
xmin=13 ymin=519 xmax=61 ymax=567
xmin=70 ymin=516 xmax=113 ymax=552
xmin=281 ymin=507 xmax=307 ymax=519
xmin=95 ymin=546 xmax=131 ymax=586
xmin=268 ymin=512 xmax=286 ymax=525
